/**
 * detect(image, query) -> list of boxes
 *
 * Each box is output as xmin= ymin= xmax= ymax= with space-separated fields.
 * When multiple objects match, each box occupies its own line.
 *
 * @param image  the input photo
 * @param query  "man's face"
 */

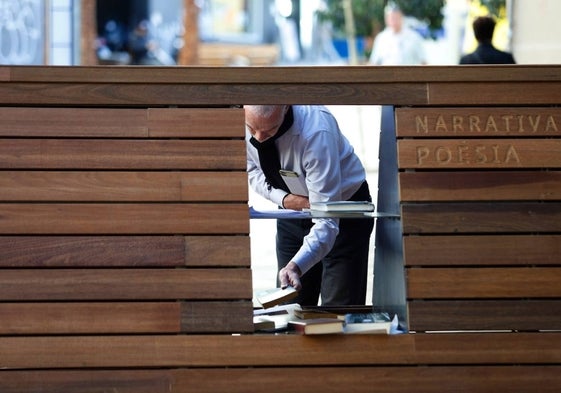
xmin=386 ymin=10 xmax=403 ymax=33
xmin=245 ymin=106 xmax=287 ymax=142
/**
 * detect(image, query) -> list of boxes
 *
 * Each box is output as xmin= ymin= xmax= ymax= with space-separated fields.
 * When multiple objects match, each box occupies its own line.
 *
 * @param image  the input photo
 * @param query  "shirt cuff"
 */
xmin=270 ymin=188 xmax=289 ymax=207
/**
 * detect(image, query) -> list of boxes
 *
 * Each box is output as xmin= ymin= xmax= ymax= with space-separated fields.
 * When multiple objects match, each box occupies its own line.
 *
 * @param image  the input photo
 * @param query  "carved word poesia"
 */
xmin=415 ymin=144 xmax=520 ymax=165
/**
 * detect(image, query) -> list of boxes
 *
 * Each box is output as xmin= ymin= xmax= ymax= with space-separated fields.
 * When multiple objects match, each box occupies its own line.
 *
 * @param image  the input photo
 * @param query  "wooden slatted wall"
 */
xmin=1 ymin=65 xmax=561 ymax=392
xmin=0 ymin=106 xmax=253 ymax=340
xmin=397 ymin=107 xmax=561 ymax=332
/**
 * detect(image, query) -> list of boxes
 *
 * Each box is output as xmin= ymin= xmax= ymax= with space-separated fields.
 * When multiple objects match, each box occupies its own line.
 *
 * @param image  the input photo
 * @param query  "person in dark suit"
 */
xmin=460 ymin=16 xmax=516 ymax=64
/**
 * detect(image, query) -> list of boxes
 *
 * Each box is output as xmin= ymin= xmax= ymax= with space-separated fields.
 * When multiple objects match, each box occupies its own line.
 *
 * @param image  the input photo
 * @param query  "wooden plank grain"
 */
xmin=406 ymin=267 xmax=561 ymax=299
xmin=0 ymin=268 xmax=252 ymax=300
xmin=0 ymin=82 xmax=429 ymax=106
xmin=398 ymin=139 xmax=561 ymax=169
xmin=0 ymin=139 xmax=246 ymax=170
xmin=0 ymin=235 xmax=185 ymax=267
xmin=0 ymin=370 xmax=176 ymax=393
xmin=428 ymin=82 xmax=561 ymax=106
xmin=0 ymin=302 xmax=180 ymax=334
xmin=0 ymin=235 xmax=250 ymax=267
xmin=184 ymin=236 xmax=250 ymax=267
xmin=399 ymin=171 xmax=561 ymax=201
xmin=2 ymin=366 xmax=561 ymax=393
xmin=408 ymin=300 xmax=561 ymax=331
xmin=0 ymin=107 xmax=147 ymax=137
xmin=404 ymin=235 xmax=561 ymax=266
xmin=0 ymin=171 xmax=248 ymax=202
xmin=173 ymin=366 xmax=561 ymax=393
xmin=0 ymin=107 xmax=244 ymax=138
xmin=181 ymin=301 xmax=254 ymax=333
xmin=395 ymin=107 xmax=561 ymax=138
xmin=1 ymin=333 xmax=560 ymax=369
xmin=401 ymin=202 xmax=561 ymax=234
xmin=147 ymin=107 xmax=244 ymax=138
xmin=0 ymin=203 xmax=249 ymax=234
xmin=6 ymin=65 xmax=561 ymax=84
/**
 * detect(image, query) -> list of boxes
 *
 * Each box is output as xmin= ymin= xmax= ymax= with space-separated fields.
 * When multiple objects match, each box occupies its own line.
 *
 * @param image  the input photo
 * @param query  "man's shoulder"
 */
xmin=403 ymin=27 xmax=424 ymax=40
xmin=459 ymin=52 xmax=478 ymax=64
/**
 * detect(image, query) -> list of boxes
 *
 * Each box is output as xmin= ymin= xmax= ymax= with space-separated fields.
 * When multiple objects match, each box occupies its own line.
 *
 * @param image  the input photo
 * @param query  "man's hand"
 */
xmin=282 ymin=194 xmax=309 ymax=211
xmin=279 ymin=261 xmax=302 ymax=290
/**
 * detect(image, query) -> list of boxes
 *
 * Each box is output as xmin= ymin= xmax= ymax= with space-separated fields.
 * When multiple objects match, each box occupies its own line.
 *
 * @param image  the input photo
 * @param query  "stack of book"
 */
xmin=253 ymin=287 xmax=299 ymax=332
xmin=288 ymin=306 xmax=395 ymax=335
xmin=252 ymin=289 xmax=398 ymax=335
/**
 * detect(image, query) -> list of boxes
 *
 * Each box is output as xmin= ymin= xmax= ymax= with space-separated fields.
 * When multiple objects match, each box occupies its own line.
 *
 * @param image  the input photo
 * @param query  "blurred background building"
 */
xmin=1 ymin=0 xmax=561 ymax=67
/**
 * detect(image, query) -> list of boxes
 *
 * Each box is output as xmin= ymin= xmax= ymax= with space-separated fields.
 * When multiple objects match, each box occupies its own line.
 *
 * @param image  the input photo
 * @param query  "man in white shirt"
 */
xmin=369 ymin=3 xmax=426 ymax=65
xmin=245 ymin=105 xmax=374 ymax=306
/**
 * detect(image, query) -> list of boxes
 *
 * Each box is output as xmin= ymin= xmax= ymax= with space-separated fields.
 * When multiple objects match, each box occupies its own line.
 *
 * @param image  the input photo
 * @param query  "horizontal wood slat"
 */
xmin=0 ymin=302 xmax=181 ymax=334
xmin=407 ymin=267 xmax=561 ymax=299
xmin=408 ymin=300 xmax=561 ymax=331
xmin=399 ymin=171 xmax=561 ymax=201
xmin=0 ymin=107 xmax=146 ymax=137
xmin=0 ymin=82 xmax=429 ymax=106
xmin=2 ymin=366 xmax=561 ymax=393
xmin=403 ymin=235 xmax=561 ymax=266
xmin=0 ymin=171 xmax=248 ymax=202
xmin=0 ymin=268 xmax=252 ymax=301
xmin=398 ymin=139 xmax=561 ymax=169
xmin=0 ymin=236 xmax=250 ymax=267
xmin=184 ymin=235 xmax=250 ymax=267
xmin=1 ymin=66 xmax=560 ymax=106
xmin=180 ymin=301 xmax=254 ymax=333
xmin=0 ymin=203 xmax=249 ymax=234
xmin=428 ymin=82 xmax=561 ymax=106
xmin=0 ymin=107 xmax=243 ymax=138
xmin=395 ymin=107 xmax=561 ymax=137
xmin=0 ymin=139 xmax=246 ymax=170
xmin=0 ymin=235 xmax=184 ymax=267
xmin=1 ymin=333 xmax=560 ymax=369
xmin=401 ymin=202 xmax=561 ymax=234
xmin=147 ymin=108 xmax=244 ymax=138
xmin=4 ymin=65 xmax=559 ymax=84
xmin=0 ymin=301 xmax=253 ymax=334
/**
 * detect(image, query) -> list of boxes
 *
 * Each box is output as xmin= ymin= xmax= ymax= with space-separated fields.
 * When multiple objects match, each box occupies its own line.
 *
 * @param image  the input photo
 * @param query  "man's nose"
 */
xmin=254 ymin=130 xmax=269 ymax=142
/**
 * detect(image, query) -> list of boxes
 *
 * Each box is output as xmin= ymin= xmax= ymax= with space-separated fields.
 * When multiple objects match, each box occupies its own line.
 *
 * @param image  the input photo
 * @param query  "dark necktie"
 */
xmin=249 ymin=106 xmax=294 ymax=193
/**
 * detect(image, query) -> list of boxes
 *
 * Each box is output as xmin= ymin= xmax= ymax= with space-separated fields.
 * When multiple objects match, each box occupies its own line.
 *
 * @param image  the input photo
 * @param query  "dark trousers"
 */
xmin=276 ymin=181 xmax=374 ymax=306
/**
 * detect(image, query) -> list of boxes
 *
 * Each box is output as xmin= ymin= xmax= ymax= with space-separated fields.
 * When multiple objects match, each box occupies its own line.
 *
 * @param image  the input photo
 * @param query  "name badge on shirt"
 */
xmin=279 ymin=170 xmax=308 ymax=196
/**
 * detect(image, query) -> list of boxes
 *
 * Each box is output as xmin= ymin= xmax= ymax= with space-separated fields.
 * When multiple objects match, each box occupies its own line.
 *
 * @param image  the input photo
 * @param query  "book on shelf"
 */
xmin=288 ymin=318 xmax=344 ymax=335
xmin=309 ymin=200 xmax=375 ymax=212
xmin=293 ymin=308 xmax=343 ymax=320
xmin=253 ymin=316 xmax=277 ymax=332
xmin=253 ymin=303 xmax=301 ymax=332
xmin=342 ymin=312 xmax=394 ymax=335
xmin=255 ymin=286 xmax=298 ymax=309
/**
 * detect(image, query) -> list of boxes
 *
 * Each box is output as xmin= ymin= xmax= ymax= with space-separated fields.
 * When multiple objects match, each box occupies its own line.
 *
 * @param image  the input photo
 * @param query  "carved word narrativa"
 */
xmin=415 ymin=114 xmax=559 ymax=134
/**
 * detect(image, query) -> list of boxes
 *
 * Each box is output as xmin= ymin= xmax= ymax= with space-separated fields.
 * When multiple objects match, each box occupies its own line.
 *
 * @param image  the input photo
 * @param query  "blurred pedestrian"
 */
xmin=128 ymin=20 xmax=159 ymax=65
xmin=368 ymin=2 xmax=426 ymax=65
xmin=460 ymin=16 xmax=516 ymax=64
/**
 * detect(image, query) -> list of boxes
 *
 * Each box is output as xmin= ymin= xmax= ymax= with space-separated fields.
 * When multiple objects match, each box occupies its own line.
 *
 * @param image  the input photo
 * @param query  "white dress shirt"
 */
xmin=246 ymin=105 xmax=367 ymax=274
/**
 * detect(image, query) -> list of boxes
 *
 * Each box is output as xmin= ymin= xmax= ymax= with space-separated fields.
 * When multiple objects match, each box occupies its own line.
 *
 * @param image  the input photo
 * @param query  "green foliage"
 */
xmin=317 ymin=0 xmax=384 ymax=38
xmin=317 ymin=0 xmax=445 ymax=39
xmin=480 ymin=0 xmax=506 ymax=17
